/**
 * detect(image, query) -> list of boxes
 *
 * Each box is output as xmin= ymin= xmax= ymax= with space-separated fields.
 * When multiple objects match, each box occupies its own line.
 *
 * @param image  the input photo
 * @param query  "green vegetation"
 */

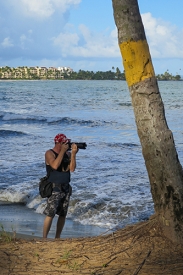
xmin=68 ymin=68 xmax=125 ymax=80
xmin=0 ymin=66 xmax=182 ymax=80
xmin=156 ymin=70 xmax=181 ymax=81
xmin=0 ymin=223 xmax=16 ymax=242
xmin=0 ymin=66 xmax=125 ymax=80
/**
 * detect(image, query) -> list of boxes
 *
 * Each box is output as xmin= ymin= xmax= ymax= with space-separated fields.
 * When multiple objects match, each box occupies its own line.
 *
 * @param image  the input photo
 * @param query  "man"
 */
xmin=43 ymin=133 xmax=78 ymax=238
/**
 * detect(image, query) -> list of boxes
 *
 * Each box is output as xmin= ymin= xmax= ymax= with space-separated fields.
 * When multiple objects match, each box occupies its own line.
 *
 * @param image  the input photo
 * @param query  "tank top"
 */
xmin=46 ymin=150 xmax=71 ymax=185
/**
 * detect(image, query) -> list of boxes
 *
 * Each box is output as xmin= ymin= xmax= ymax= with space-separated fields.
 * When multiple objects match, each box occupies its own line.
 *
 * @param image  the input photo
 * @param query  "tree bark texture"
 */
xmin=112 ymin=0 xmax=183 ymax=243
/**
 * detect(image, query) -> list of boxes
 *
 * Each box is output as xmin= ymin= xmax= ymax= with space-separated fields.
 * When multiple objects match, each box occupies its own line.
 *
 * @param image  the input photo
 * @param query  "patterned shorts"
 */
xmin=43 ymin=183 xmax=72 ymax=218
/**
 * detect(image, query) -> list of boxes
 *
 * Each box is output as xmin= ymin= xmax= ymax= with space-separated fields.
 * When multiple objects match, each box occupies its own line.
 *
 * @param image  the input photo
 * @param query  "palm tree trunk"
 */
xmin=112 ymin=0 xmax=183 ymax=243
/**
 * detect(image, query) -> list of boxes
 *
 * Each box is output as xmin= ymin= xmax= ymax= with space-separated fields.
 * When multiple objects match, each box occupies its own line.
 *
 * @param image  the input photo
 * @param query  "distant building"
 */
xmin=0 ymin=66 xmax=73 ymax=79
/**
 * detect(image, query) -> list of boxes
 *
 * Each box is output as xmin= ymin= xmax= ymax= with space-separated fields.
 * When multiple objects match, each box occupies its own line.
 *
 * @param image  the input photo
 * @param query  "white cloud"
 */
xmin=1 ymin=37 xmax=14 ymax=48
xmin=52 ymin=32 xmax=80 ymax=57
xmin=52 ymin=24 xmax=120 ymax=58
xmin=20 ymin=0 xmax=54 ymax=18
xmin=7 ymin=0 xmax=81 ymax=19
xmin=142 ymin=12 xmax=183 ymax=58
xmin=20 ymin=33 xmax=33 ymax=49
xmin=51 ymin=13 xmax=183 ymax=61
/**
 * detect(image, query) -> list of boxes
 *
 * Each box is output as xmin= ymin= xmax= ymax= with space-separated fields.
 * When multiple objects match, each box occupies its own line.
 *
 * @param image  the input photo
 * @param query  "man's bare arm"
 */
xmin=45 ymin=144 xmax=69 ymax=170
xmin=69 ymin=143 xmax=78 ymax=172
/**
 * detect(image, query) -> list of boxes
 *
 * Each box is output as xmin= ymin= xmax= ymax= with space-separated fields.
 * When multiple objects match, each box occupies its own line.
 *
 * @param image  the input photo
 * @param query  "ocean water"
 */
xmin=0 ymin=80 xmax=182 ymax=230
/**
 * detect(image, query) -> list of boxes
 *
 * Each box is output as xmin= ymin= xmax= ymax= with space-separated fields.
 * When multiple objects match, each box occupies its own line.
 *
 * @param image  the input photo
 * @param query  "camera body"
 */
xmin=68 ymin=142 xmax=87 ymax=150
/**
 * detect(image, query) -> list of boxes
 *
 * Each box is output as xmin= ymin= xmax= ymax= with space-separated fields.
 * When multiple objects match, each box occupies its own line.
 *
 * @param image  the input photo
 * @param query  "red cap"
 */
xmin=54 ymin=134 xmax=70 ymax=143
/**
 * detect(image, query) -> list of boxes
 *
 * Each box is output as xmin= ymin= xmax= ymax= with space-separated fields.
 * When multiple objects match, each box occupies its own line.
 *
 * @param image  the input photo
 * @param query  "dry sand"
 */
xmin=1 ymin=215 xmax=183 ymax=275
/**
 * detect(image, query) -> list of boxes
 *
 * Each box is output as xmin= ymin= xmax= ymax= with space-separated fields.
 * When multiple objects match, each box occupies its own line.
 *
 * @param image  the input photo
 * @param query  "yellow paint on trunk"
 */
xmin=119 ymin=40 xmax=155 ymax=87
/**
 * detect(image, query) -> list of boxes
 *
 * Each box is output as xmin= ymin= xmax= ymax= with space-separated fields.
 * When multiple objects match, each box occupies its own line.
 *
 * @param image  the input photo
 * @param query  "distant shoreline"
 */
xmin=0 ymin=78 xmax=182 ymax=81
xmin=0 ymin=66 xmax=182 ymax=81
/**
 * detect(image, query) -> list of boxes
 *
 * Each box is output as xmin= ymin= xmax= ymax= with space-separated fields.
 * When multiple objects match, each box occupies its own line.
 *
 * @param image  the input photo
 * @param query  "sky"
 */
xmin=0 ymin=0 xmax=183 ymax=75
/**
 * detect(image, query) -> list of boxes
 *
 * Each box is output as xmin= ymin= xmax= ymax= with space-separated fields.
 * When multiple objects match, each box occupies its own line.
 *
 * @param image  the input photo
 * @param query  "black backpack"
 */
xmin=39 ymin=175 xmax=52 ymax=198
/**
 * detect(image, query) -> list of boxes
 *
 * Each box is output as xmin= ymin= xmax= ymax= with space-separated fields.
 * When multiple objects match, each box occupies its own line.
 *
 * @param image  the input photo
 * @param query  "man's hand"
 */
xmin=71 ymin=143 xmax=78 ymax=154
xmin=70 ymin=143 xmax=78 ymax=172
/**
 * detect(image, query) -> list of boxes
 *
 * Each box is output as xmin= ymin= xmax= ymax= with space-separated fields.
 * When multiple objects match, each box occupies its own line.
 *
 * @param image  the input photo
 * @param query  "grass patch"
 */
xmin=0 ymin=223 xmax=16 ymax=242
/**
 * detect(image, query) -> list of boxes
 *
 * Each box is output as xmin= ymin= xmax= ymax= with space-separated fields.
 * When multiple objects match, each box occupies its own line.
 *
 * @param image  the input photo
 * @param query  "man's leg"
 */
xmin=55 ymin=216 xmax=66 ymax=238
xmin=43 ymin=216 xmax=53 ymax=238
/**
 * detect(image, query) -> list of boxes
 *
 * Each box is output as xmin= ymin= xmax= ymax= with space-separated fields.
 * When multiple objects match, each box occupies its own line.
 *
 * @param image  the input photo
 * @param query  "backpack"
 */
xmin=39 ymin=175 xmax=53 ymax=198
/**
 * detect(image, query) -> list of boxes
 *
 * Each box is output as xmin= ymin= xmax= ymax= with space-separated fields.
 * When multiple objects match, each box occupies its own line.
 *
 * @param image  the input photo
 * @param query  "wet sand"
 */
xmin=0 ymin=201 xmax=109 ymax=239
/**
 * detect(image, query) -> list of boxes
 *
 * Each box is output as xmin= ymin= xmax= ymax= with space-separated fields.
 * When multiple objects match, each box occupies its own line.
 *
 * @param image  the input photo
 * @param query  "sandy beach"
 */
xmin=1 ymin=215 xmax=183 ymax=275
xmin=0 ymin=201 xmax=109 ymax=239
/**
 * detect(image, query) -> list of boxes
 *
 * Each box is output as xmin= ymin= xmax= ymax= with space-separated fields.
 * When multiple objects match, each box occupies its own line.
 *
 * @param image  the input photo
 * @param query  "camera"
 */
xmin=68 ymin=142 xmax=87 ymax=150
